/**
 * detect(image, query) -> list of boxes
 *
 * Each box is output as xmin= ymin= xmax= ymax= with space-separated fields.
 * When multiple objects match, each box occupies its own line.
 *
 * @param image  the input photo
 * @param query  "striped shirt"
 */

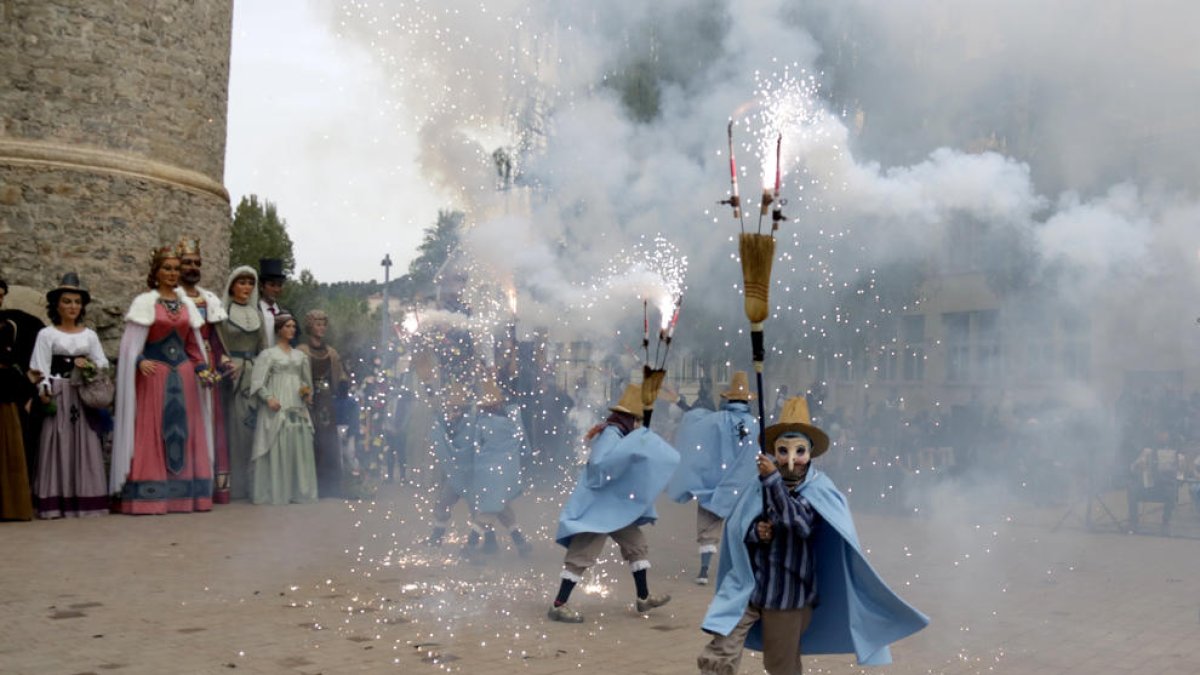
xmin=746 ymin=472 xmax=818 ymax=610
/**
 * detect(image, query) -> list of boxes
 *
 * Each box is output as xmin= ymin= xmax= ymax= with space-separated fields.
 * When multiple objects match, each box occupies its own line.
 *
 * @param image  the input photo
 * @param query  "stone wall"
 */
xmin=0 ymin=0 xmax=234 ymax=354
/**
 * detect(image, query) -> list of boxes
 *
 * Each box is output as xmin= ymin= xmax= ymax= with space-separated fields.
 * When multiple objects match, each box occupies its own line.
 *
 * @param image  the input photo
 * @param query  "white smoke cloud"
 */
xmin=328 ymin=0 xmax=1198 ymax=376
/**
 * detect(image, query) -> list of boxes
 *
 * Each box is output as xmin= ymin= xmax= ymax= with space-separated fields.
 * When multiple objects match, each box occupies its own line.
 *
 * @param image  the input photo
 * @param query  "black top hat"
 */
xmin=258 ymin=258 xmax=287 ymax=282
xmin=47 ymin=272 xmax=91 ymax=306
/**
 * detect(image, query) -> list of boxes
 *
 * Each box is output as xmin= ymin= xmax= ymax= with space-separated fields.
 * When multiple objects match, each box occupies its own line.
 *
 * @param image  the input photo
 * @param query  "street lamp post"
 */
xmin=380 ymin=253 xmax=393 ymax=348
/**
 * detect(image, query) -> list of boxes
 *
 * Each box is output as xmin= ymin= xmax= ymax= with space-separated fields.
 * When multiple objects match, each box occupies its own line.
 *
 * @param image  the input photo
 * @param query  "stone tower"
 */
xmin=0 ymin=1 xmax=234 ymax=348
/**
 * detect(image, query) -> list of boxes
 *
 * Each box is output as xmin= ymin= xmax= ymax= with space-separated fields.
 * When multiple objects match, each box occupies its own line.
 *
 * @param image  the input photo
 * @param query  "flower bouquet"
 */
xmin=71 ymin=358 xmax=114 ymax=409
xmin=196 ymin=367 xmax=223 ymax=389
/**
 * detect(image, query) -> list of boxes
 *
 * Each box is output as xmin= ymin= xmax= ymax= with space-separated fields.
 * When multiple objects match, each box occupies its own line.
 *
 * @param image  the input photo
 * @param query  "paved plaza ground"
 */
xmin=2 ymin=479 xmax=1199 ymax=675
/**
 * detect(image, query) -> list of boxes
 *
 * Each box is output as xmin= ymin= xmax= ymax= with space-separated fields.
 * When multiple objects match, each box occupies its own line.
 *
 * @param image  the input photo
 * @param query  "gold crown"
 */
xmin=149 ymin=245 xmax=177 ymax=266
xmin=175 ymin=237 xmax=202 ymax=257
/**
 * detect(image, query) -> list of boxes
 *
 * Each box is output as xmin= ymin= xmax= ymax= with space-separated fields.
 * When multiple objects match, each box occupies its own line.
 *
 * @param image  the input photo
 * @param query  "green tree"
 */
xmin=229 ymin=195 xmax=296 ymax=275
xmin=401 ymin=209 xmax=464 ymax=298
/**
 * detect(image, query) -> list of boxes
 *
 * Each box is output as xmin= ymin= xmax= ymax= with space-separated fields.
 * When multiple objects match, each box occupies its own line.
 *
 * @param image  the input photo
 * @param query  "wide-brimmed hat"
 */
xmin=720 ymin=371 xmax=755 ymax=401
xmin=47 ymin=272 xmax=91 ymax=306
xmin=608 ymin=383 xmax=644 ymax=420
xmin=764 ymin=396 xmax=830 ymax=458
xmin=259 ymin=258 xmax=287 ymax=282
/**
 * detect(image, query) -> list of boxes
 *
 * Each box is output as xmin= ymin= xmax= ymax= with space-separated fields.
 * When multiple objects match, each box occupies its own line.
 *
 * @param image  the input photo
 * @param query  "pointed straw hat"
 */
xmin=442 ymin=383 xmax=471 ymax=410
xmin=478 ymin=379 xmax=506 ymax=407
xmin=608 ymin=383 xmax=644 ymax=419
xmin=764 ymin=396 xmax=830 ymax=457
xmin=720 ymin=371 xmax=756 ymax=401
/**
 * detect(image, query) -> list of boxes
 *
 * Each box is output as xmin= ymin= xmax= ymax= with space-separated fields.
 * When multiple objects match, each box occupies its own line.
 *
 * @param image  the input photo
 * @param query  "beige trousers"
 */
xmin=697 ymin=604 xmax=813 ymax=675
xmin=697 ymin=505 xmax=724 ymax=549
xmin=562 ymin=524 xmax=649 ymax=576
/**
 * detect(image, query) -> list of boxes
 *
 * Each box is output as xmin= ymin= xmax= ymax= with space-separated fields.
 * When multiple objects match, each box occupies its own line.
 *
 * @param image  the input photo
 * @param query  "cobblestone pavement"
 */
xmin=2 ymin=482 xmax=1199 ymax=675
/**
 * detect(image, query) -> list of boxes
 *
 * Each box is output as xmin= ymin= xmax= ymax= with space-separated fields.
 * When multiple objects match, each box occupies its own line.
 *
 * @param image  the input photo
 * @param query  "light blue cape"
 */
xmin=666 ymin=402 xmax=760 ymax=519
xmin=556 ymin=426 xmax=681 ymax=546
xmin=432 ymin=414 xmax=473 ymax=497
xmin=701 ymin=470 xmax=929 ymax=665
xmin=471 ymin=410 xmax=526 ymax=514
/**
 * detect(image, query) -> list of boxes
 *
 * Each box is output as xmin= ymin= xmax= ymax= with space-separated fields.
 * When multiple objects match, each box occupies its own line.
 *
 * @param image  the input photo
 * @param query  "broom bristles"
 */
xmin=641 ymin=366 xmax=667 ymax=408
xmin=739 ymin=233 xmax=775 ymax=324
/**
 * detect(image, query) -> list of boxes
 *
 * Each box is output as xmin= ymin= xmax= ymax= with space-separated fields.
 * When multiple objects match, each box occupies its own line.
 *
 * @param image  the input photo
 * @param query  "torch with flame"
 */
xmin=640 ymin=296 xmax=683 ymax=428
xmin=719 ymin=120 xmax=744 ymax=229
xmin=726 ymin=124 xmax=788 ymax=511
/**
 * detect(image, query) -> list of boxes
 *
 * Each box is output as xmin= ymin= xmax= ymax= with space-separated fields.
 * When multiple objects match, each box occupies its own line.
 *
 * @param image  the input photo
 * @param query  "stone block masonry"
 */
xmin=0 ymin=0 xmax=234 ymax=354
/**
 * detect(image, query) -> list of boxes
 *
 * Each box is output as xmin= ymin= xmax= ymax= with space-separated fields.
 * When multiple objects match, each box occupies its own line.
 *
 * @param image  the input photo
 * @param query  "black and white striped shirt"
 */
xmin=746 ymin=472 xmax=818 ymax=610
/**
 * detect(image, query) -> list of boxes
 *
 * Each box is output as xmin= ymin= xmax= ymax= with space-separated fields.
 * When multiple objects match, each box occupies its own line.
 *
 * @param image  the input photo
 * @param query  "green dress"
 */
xmin=249 ymin=345 xmax=318 ymax=504
xmin=216 ymin=300 xmax=267 ymax=500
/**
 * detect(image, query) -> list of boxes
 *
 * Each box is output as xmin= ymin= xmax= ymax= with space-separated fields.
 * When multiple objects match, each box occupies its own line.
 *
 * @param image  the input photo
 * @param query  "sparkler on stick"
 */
xmin=728 ymin=126 xmax=784 ymax=504
xmin=718 ymin=120 xmax=744 ymax=231
xmin=640 ymin=297 xmax=682 ymax=428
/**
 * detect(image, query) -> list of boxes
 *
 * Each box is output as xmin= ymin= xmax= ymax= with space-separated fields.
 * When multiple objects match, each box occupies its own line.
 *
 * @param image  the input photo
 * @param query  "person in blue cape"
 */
xmin=698 ymin=396 xmax=928 ymax=674
xmin=667 ymin=371 xmax=760 ymax=585
xmin=425 ymin=387 xmax=474 ymax=549
xmin=467 ymin=380 xmax=532 ymax=557
xmin=548 ymin=383 xmax=681 ymax=623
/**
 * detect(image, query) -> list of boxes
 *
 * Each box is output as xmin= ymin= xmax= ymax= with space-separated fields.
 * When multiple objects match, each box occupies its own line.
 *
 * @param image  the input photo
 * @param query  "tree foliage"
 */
xmin=282 ymin=269 xmax=377 ymax=375
xmin=229 ymin=195 xmax=296 ymax=275
xmin=400 ymin=209 xmax=464 ymax=299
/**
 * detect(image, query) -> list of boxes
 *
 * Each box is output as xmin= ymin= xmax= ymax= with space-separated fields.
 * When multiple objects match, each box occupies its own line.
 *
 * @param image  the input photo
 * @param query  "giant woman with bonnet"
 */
xmin=111 ymin=246 xmax=213 ymax=514
xmin=215 ymin=265 xmax=267 ymax=500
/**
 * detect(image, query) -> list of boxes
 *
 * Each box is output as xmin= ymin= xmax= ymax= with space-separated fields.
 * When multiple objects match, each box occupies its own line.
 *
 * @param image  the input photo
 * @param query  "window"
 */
xmin=943 ymin=312 xmax=970 ymax=381
xmin=902 ymin=315 xmax=925 ymax=381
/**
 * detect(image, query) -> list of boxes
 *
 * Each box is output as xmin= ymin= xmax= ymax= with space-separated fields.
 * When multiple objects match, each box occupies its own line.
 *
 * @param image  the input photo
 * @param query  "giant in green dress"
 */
xmin=249 ymin=325 xmax=318 ymax=505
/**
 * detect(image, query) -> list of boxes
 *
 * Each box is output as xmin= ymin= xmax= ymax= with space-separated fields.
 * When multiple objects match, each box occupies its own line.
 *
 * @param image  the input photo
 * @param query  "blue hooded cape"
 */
xmin=432 ymin=413 xmax=474 ymax=497
xmin=555 ymin=426 xmax=681 ymax=547
xmin=701 ymin=470 xmax=929 ymax=665
xmin=666 ymin=402 xmax=760 ymax=519
xmin=470 ymin=410 xmax=526 ymax=514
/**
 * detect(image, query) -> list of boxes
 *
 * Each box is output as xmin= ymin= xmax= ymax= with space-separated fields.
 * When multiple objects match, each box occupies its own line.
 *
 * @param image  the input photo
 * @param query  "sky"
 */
xmin=225 ymin=1 xmax=444 ymax=283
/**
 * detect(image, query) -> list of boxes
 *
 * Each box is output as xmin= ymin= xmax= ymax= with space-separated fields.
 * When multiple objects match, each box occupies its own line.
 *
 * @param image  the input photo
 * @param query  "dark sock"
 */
xmin=633 ymin=569 xmax=649 ymax=599
xmin=511 ymin=529 xmax=527 ymax=546
xmin=554 ymin=578 xmax=577 ymax=606
xmin=467 ymin=529 xmax=480 ymax=548
xmin=482 ymin=529 xmax=498 ymax=552
xmin=699 ymin=551 xmax=713 ymax=576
